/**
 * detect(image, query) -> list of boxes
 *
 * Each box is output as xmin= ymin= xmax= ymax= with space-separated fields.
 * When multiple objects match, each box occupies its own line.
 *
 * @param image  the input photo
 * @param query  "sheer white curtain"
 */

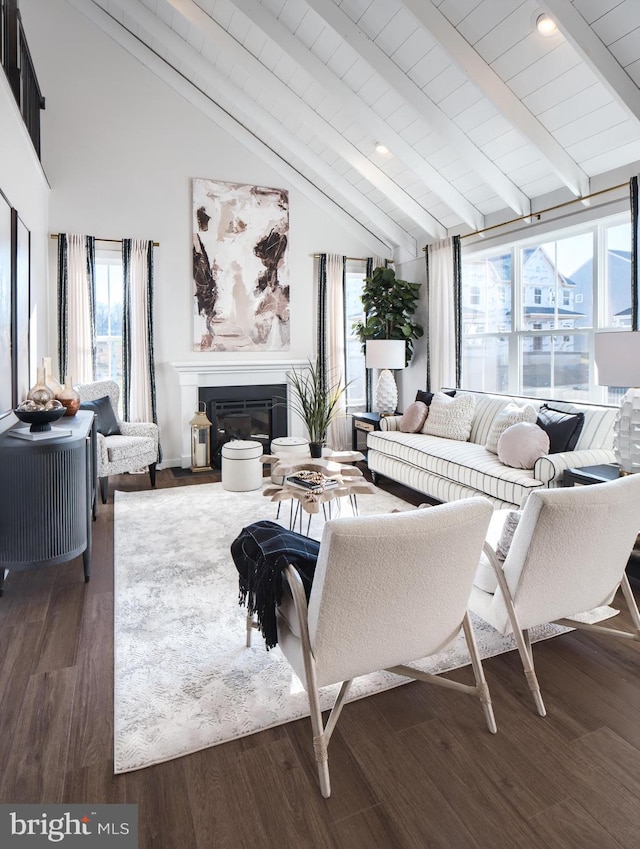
xmin=58 ymin=234 xmax=95 ymax=385
xmin=326 ymin=254 xmax=350 ymax=450
xmin=427 ymin=238 xmax=457 ymax=390
xmin=122 ymin=239 xmax=158 ymax=434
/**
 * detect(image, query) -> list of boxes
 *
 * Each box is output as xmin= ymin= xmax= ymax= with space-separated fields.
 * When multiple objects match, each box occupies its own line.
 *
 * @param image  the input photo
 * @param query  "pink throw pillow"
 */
xmin=497 ymin=422 xmax=550 ymax=469
xmin=398 ymin=401 xmax=428 ymax=433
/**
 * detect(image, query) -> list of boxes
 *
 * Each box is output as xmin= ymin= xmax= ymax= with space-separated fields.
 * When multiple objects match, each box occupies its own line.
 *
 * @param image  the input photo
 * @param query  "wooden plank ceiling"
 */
xmin=74 ymin=0 xmax=640 ymax=258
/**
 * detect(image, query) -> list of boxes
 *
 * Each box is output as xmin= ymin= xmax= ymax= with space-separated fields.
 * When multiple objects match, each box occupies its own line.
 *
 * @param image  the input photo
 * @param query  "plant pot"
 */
xmin=309 ymin=442 xmax=323 ymax=458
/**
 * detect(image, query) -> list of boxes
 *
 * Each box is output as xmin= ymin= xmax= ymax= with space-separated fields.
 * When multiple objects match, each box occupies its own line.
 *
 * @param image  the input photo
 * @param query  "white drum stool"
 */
xmin=269 ymin=436 xmax=310 ymax=484
xmin=221 ymin=440 xmax=263 ymax=491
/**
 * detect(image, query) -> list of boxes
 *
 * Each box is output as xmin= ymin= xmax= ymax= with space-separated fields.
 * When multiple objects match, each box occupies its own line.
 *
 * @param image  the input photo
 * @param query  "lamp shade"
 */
xmin=365 ymin=339 xmax=406 ymax=370
xmin=594 ymin=331 xmax=640 ymax=387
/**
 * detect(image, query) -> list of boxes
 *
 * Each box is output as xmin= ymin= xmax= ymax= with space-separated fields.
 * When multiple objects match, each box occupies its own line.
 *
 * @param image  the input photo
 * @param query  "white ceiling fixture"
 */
xmin=535 ymin=13 xmax=558 ymax=37
xmin=163 ymin=0 xmax=447 ymax=241
xmin=401 ymin=0 xmax=590 ymax=200
xmin=375 ymin=143 xmax=390 ymax=155
xmin=540 ymin=0 xmax=640 ymax=123
xmin=68 ymin=0 xmax=414 ymax=256
xmin=304 ymin=0 xmax=532 ymax=220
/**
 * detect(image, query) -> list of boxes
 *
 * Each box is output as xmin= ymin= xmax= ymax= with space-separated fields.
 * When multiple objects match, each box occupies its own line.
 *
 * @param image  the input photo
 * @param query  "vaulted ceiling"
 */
xmin=69 ymin=0 xmax=640 ymax=258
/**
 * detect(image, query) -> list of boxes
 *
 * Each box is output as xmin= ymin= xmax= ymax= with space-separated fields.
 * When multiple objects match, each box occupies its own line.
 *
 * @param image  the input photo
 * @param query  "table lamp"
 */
xmin=594 ymin=330 xmax=640 ymax=474
xmin=365 ymin=339 xmax=406 ymax=415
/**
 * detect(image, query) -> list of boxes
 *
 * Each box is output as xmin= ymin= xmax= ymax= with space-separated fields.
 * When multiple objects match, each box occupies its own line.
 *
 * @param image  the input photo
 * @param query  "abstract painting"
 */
xmin=192 ymin=178 xmax=289 ymax=352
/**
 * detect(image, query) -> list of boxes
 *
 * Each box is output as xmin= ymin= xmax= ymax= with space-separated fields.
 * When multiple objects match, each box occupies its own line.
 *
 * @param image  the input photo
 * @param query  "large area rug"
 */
xmin=114 ymin=482 xmax=572 ymax=774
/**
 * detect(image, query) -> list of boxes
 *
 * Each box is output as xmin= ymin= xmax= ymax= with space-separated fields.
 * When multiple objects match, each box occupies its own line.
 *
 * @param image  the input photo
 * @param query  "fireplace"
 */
xmin=199 ymin=384 xmax=287 ymax=464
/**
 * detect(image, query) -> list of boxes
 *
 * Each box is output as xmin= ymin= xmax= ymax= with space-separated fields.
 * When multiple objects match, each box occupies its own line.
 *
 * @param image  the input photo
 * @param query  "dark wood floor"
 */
xmin=1 ymin=466 xmax=640 ymax=849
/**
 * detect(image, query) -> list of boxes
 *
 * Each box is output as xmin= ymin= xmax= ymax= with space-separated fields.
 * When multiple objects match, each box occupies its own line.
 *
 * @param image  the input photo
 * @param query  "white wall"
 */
xmin=0 ymin=67 xmax=50 ymax=435
xmin=19 ymin=0 xmax=378 ymax=464
xmin=394 ymin=257 xmax=428 ymax=411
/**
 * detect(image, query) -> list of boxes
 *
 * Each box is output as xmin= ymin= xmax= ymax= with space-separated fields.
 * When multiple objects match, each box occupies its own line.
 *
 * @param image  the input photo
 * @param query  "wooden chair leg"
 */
xmin=514 ymin=626 xmax=546 ymax=717
xmin=99 ymin=476 xmax=109 ymax=504
xmin=149 ymin=462 xmax=157 ymax=488
xmin=307 ymin=682 xmax=331 ymax=798
xmin=462 ymin=612 xmax=497 ymax=733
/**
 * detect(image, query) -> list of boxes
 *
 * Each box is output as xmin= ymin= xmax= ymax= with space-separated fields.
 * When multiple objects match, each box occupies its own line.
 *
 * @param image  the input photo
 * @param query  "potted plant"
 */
xmin=353 ymin=266 xmax=423 ymax=364
xmin=288 ymin=360 xmax=348 ymax=457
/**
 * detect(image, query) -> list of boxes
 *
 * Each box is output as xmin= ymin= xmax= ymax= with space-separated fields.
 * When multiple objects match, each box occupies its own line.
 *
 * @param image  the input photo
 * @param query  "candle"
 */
xmin=195 ymin=443 xmax=207 ymax=467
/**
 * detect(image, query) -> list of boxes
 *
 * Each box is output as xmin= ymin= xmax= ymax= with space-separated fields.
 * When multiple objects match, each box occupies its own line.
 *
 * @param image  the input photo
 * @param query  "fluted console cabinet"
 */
xmin=0 ymin=410 xmax=96 ymax=595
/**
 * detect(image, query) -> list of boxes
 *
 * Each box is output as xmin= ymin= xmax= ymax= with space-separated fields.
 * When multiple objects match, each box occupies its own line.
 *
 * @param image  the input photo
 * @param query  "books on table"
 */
xmin=285 ymin=471 xmax=340 ymax=492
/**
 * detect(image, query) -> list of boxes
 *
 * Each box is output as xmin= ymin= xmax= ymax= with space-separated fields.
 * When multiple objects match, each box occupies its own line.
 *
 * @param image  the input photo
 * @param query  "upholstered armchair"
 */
xmin=273 ymin=498 xmax=496 ymax=797
xmin=75 ymin=379 xmax=159 ymax=503
xmin=469 ymin=473 xmax=640 ymax=717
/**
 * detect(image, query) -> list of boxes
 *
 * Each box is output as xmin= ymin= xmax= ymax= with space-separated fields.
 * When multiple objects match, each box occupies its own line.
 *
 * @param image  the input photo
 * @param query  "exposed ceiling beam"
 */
xmin=541 ymin=0 xmax=640 ymax=123
xmin=401 ymin=0 xmax=590 ymax=199
xmin=69 ymin=0 xmax=412 ymax=256
xmin=165 ymin=0 xmax=447 ymax=239
xmin=303 ymin=0 xmax=531 ymax=219
xmin=230 ymin=0 xmax=485 ymax=230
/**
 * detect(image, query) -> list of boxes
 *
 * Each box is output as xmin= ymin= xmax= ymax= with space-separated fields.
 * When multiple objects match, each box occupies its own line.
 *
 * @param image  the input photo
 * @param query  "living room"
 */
xmin=2 ymin=1 xmax=640 ymax=847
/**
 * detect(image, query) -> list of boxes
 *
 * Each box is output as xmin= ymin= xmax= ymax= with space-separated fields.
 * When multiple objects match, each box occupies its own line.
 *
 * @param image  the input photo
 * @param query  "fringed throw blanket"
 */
xmin=231 ymin=520 xmax=320 ymax=649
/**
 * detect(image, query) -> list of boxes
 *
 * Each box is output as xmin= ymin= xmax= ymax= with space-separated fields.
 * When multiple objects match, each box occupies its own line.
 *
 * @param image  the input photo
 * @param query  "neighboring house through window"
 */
xmin=460 ymin=213 xmax=631 ymax=403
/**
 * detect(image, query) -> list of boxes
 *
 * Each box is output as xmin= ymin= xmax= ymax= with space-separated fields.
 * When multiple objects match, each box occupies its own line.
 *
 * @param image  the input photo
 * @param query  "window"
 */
xmin=343 ymin=261 xmax=368 ymax=412
xmin=95 ymin=253 xmax=124 ymax=402
xmin=461 ymin=212 xmax=631 ymax=402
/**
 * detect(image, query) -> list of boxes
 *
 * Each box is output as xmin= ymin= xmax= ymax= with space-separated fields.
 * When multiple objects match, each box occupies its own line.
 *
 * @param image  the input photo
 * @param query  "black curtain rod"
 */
xmin=50 ymin=234 xmax=160 ymax=247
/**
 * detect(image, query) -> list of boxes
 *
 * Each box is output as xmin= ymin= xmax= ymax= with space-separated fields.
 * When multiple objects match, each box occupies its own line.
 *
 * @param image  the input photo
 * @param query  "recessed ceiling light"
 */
xmin=375 ymin=142 xmax=390 ymax=155
xmin=536 ymin=13 xmax=558 ymax=36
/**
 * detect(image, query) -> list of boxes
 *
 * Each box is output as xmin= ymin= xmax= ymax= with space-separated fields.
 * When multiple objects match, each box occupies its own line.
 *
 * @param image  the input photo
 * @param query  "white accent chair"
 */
xmin=275 ymin=498 xmax=496 ymax=797
xmin=469 ymin=474 xmax=640 ymax=718
xmin=75 ymin=379 xmax=159 ymax=504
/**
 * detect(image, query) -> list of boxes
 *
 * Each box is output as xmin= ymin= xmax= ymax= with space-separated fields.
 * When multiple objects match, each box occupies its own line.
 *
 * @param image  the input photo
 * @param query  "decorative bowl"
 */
xmin=14 ymin=407 xmax=67 ymax=432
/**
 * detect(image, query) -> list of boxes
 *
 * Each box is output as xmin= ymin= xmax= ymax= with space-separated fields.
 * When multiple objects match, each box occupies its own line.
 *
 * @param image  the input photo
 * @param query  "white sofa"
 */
xmin=367 ymin=390 xmax=617 ymax=509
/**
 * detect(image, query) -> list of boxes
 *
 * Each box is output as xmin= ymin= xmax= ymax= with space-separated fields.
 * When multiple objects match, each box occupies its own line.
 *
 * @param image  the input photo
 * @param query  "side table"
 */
xmin=563 ymin=463 xmax=640 ymax=584
xmin=352 ymin=412 xmax=381 ymax=453
xmin=562 ymin=463 xmax=620 ymax=487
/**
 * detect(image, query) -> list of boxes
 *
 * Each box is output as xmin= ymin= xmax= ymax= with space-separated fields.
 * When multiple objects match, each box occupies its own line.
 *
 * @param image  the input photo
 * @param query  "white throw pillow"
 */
xmin=497 ymin=422 xmax=550 ymax=469
xmin=485 ymin=403 xmax=537 ymax=454
xmin=421 ymin=392 xmax=476 ymax=441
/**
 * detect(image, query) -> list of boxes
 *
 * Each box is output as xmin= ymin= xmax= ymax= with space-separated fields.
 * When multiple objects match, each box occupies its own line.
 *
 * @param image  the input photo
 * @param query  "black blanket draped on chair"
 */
xmin=231 ymin=520 xmax=320 ymax=649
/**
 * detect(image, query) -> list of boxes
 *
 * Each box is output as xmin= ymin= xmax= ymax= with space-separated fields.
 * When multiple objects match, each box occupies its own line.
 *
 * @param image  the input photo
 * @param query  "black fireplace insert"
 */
xmin=198 ymin=384 xmax=287 ymax=465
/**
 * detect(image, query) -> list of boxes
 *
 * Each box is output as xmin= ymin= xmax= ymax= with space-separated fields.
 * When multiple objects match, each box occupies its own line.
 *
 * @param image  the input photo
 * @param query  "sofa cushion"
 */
xmin=498 ymin=422 xmax=550 ymax=469
xmin=545 ymin=400 xmax=615 ymax=451
xmin=536 ymin=404 xmax=584 ymax=453
xmin=415 ymin=389 xmax=456 ymax=405
xmin=485 ymin=403 xmax=537 ymax=454
xmin=398 ymin=401 xmax=428 ymax=433
xmin=367 ymin=430 xmax=544 ymax=506
xmin=422 ymin=392 xmax=475 ymax=441
xmin=467 ymin=394 xmax=517 ymax=445
xmin=106 ymin=435 xmax=156 ymax=463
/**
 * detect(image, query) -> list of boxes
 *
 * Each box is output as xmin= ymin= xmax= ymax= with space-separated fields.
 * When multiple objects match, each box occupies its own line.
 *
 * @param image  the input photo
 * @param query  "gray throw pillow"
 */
xmin=80 ymin=395 xmax=121 ymax=436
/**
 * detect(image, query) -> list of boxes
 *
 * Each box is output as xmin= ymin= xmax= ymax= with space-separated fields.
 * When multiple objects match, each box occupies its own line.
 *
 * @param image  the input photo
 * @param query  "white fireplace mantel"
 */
xmin=172 ymin=360 xmax=308 ymax=467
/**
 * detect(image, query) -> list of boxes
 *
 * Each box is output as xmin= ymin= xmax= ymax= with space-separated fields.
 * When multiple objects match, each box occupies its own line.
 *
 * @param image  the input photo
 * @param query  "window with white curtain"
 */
xmin=95 ymin=251 xmax=123 ymax=399
xmin=461 ymin=212 xmax=631 ymax=403
xmin=343 ymin=259 xmax=368 ymax=412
